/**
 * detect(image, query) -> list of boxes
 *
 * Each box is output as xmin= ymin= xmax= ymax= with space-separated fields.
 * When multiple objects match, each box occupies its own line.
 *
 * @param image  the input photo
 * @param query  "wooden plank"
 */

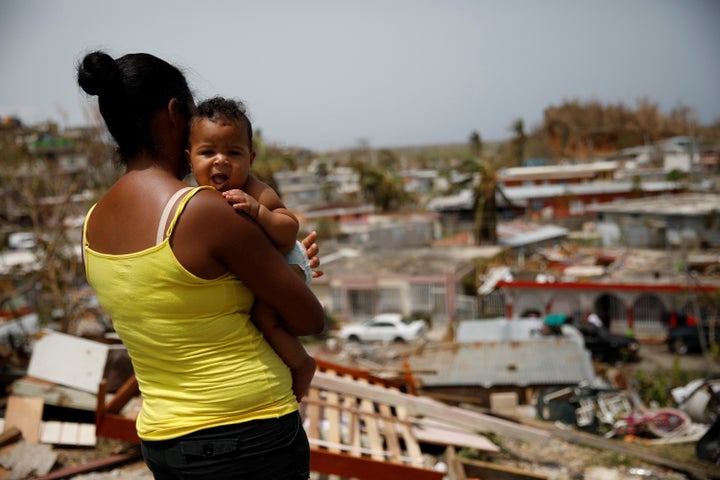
xmin=310 ymin=448 xmax=443 ymax=480
xmin=303 ymin=387 xmax=321 ymax=441
xmin=4 ymin=395 xmax=43 ymax=443
xmin=342 ymin=374 xmax=362 ymax=457
xmin=0 ymin=426 xmax=22 ymax=448
xmin=95 ymin=414 xmax=140 ymax=443
xmin=458 ymin=457 xmax=548 ymax=480
xmin=33 ymin=446 xmax=142 ymax=480
xmin=316 ymin=359 xmax=405 ymax=389
xmin=358 ymin=378 xmax=384 ymax=461
xmin=444 ymin=446 xmax=469 ymax=480
xmin=39 ymin=421 xmax=60 ymax=444
xmin=103 ymin=375 xmax=139 ymax=414
xmin=10 ymin=376 xmax=103 ymax=411
xmin=394 ymin=397 xmax=425 ymax=468
xmin=40 ymin=421 xmax=96 ymax=446
xmin=324 ymin=370 xmax=342 ymax=453
xmin=412 ymin=417 xmax=499 ymax=452
xmin=378 ymin=402 xmax=402 ymax=463
xmin=312 ymin=371 xmax=550 ymax=443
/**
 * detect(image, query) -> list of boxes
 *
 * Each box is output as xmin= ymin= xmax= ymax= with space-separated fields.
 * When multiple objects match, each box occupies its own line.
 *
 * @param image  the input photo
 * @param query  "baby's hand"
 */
xmin=222 ymin=189 xmax=260 ymax=219
xmin=302 ymin=231 xmax=323 ymax=279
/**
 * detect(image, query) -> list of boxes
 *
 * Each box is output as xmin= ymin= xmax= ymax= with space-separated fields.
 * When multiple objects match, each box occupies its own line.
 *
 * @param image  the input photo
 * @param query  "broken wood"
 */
xmin=0 ymin=427 xmax=22 ymax=448
xmin=4 ymin=395 xmax=43 ymax=444
xmin=39 ymin=421 xmax=96 ymax=447
xmin=32 ymin=446 xmax=142 ymax=480
xmin=311 ymin=371 xmax=550 ymax=443
xmin=309 ymin=449 xmax=443 ymax=480
xmin=95 ymin=377 xmax=140 ymax=443
xmin=458 ymin=456 xmax=549 ymax=480
xmin=10 ymin=376 xmax=102 ymax=411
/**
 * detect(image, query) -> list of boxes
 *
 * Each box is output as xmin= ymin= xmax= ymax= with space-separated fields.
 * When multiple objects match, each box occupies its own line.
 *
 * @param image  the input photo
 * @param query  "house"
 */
xmin=498 ymin=160 xmax=618 ymax=186
xmin=427 ymin=182 xmax=686 ymax=225
xmin=310 ymin=245 xmax=503 ymax=325
xmin=595 ymin=192 xmax=720 ymax=249
xmin=487 ymin=246 xmax=720 ymax=339
xmin=272 ymin=169 xmax=325 ymax=210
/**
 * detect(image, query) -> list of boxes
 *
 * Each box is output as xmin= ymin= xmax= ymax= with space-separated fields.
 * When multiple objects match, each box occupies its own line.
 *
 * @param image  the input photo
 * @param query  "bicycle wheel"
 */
xmin=646 ymin=408 xmax=691 ymax=437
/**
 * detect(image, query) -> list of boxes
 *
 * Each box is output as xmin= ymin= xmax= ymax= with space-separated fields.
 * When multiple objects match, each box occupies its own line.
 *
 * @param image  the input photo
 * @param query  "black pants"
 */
xmin=141 ymin=411 xmax=310 ymax=479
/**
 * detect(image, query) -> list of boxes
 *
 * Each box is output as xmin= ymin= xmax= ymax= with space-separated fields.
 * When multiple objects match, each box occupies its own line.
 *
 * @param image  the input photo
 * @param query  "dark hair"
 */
xmin=192 ymin=97 xmax=253 ymax=152
xmin=76 ymin=50 xmax=194 ymax=160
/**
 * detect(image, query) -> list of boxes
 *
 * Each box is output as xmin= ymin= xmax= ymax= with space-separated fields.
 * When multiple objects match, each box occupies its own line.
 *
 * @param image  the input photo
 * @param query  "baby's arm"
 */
xmin=223 ymin=175 xmax=299 ymax=255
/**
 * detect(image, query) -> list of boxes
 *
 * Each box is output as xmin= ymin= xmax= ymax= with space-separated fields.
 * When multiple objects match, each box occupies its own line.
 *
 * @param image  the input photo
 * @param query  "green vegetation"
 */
xmin=633 ymin=359 xmax=704 ymax=408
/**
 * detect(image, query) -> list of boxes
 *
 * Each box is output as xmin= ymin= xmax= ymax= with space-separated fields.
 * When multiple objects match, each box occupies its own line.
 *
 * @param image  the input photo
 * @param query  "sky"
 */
xmin=1 ymin=0 xmax=719 ymax=152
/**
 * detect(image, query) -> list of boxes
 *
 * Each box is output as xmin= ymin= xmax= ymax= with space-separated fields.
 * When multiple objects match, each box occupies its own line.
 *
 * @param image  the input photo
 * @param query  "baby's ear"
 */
xmin=185 ymin=149 xmax=192 ymax=170
xmin=249 ymin=150 xmax=256 ymax=165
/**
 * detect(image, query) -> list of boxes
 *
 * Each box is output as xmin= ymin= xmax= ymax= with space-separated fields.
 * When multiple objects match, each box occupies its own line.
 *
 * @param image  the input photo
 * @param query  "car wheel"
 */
xmin=392 ymin=337 xmax=406 ymax=343
xmin=672 ymin=338 xmax=689 ymax=355
xmin=347 ymin=335 xmax=360 ymax=343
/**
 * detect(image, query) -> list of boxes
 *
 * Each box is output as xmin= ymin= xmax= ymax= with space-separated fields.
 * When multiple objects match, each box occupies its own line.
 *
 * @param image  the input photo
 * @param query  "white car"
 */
xmin=337 ymin=313 xmax=428 ymax=343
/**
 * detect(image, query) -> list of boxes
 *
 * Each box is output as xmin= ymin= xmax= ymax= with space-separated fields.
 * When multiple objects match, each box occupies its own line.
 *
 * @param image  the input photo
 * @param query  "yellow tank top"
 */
xmin=83 ymin=186 xmax=296 ymax=441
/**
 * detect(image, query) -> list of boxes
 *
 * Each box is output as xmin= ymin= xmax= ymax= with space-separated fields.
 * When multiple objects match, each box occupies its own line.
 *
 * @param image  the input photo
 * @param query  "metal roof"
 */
xmin=408 ymin=319 xmax=596 ymax=388
xmin=409 ymin=340 xmax=595 ymax=388
xmin=316 ymin=245 xmax=503 ymax=278
xmin=595 ymin=192 xmax=720 ymax=216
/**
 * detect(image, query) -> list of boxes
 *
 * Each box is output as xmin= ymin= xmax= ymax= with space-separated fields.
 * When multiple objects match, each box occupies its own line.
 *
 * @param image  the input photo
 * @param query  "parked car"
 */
xmin=337 ymin=313 xmax=428 ymax=343
xmin=667 ymin=324 xmax=720 ymax=355
xmin=565 ymin=319 xmax=640 ymax=363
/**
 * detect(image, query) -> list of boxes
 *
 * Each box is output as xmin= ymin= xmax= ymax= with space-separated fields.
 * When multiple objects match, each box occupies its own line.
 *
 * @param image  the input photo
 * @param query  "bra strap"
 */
xmin=156 ymin=187 xmax=193 ymax=244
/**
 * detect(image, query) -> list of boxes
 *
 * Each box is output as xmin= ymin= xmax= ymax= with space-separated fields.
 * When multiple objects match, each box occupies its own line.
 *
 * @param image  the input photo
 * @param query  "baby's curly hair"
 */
xmin=192 ymin=96 xmax=253 ymax=150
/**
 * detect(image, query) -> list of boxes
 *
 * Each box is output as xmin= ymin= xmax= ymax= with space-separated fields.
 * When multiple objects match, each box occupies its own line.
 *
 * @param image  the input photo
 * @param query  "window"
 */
xmin=377 ymin=288 xmax=402 ymax=313
xmin=348 ymin=289 xmax=374 ymax=318
xmin=410 ymin=284 xmax=432 ymax=313
xmin=330 ymin=287 xmax=345 ymax=314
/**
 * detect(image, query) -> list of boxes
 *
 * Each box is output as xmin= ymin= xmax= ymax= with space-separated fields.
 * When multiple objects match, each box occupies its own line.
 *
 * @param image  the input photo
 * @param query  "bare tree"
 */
xmin=0 ymin=122 xmax=118 ymax=332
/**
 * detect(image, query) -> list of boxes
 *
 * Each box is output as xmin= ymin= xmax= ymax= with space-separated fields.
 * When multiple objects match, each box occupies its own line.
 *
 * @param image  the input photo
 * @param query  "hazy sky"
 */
xmin=1 ymin=0 xmax=719 ymax=151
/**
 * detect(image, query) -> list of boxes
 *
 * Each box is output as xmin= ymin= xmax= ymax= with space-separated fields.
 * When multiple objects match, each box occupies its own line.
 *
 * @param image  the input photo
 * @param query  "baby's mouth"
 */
xmin=210 ymin=174 xmax=229 ymax=190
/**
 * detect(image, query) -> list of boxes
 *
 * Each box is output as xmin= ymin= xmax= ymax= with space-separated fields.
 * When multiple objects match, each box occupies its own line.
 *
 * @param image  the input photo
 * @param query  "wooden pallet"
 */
xmin=303 ymin=360 xmax=443 ymax=480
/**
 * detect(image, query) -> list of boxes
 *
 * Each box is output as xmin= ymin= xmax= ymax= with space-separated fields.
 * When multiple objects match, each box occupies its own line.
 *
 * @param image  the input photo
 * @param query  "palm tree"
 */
xmin=511 ymin=118 xmax=527 ymax=166
xmin=469 ymin=130 xmax=482 ymax=159
xmin=460 ymin=133 xmax=506 ymax=245
xmin=473 ymin=161 xmax=499 ymax=244
xmin=357 ymin=163 xmax=410 ymax=213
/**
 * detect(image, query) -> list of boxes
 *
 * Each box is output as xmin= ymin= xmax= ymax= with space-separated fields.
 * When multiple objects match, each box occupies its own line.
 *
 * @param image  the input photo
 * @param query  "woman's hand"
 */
xmin=301 ymin=231 xmax=323 ymax=279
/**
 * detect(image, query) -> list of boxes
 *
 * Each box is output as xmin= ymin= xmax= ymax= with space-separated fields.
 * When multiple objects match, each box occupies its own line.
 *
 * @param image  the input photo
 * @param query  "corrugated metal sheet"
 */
xmin=408 ymin=318 xmax=595 ymax=388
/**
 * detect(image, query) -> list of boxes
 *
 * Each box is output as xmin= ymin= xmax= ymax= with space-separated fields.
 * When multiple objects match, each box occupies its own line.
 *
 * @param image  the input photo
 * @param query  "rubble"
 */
xmin=0 ymin=324 xmax=717 ymax=479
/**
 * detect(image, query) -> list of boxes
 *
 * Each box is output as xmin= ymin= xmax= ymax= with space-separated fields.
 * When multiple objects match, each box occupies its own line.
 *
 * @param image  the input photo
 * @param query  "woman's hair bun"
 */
xmin=77 ymin=51 xmax=122 ymax=97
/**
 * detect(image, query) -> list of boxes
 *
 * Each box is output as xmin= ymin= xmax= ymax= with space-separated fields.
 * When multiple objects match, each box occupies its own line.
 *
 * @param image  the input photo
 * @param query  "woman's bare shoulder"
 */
xmin=180 ymin=188 xmax=235 ymax=222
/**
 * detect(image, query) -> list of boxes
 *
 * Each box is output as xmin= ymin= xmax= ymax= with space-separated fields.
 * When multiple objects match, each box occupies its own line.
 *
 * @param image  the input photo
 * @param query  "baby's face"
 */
xmin=187 ymin=118 xmax=254 ymax=191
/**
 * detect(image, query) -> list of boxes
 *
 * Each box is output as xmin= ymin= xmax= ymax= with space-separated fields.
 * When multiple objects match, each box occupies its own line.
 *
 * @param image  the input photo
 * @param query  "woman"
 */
xmin=77 ymin=50 xmax=324 ymax=479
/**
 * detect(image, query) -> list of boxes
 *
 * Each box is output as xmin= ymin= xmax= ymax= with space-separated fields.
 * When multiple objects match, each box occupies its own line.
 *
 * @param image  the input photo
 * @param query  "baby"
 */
xmin=187 ymin=96 xmax=316 ymax=401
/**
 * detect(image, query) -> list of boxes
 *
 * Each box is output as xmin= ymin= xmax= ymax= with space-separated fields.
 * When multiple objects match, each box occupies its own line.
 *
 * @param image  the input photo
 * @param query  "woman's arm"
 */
xmin=173 ymin=189 xmax=325 ymax=336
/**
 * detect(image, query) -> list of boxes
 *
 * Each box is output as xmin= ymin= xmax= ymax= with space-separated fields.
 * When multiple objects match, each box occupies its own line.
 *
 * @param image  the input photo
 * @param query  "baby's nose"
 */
xmin=213 ymin=154 xmax=229 ymax=165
